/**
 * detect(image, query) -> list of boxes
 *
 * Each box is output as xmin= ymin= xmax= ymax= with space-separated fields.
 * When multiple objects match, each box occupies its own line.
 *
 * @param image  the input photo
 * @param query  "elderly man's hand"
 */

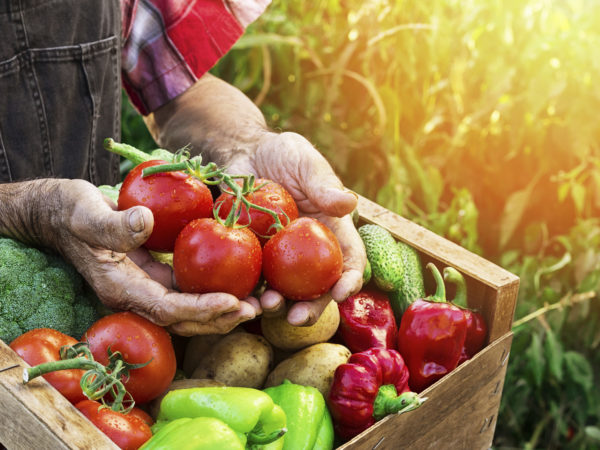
xmin=144 ymin=73 xmax=367 ymax=327
xmin=227 ymin=131 xmax=367 ymax=326
xmin=20 ymin=179 xmax=259 ymax=336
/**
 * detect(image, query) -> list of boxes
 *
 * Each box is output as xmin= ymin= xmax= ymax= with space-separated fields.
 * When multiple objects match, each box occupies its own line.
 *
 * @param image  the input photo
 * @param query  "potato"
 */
xmin=148 ymin=378 xmax=224 ymax=420
xmin=182 ymin=327 xmax=244 ymax=377
xmin=261 ymin=297 xmax=340 ymax=351
xmin=264 ymin=342 xmax=351 ymax=397
xmin=191 ymin=332 xmax=273 ymax=389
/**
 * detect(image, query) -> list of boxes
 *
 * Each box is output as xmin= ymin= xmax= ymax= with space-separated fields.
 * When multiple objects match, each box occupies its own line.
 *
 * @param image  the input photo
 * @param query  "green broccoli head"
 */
xmin=0 ymin=236 xmax=105 ymax=343
xmin=0 ymin=238 xmax=49 ymax=293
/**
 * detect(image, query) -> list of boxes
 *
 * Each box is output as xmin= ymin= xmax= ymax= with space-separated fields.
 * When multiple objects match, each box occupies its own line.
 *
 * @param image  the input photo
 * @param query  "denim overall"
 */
xmin=0 ymin=0 xmax=121 ymax=185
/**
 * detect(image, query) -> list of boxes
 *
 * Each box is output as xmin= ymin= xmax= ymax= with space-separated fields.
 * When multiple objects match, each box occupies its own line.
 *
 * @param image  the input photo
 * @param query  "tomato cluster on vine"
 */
xmin=118 ymin=159 xmax=343 ymax=302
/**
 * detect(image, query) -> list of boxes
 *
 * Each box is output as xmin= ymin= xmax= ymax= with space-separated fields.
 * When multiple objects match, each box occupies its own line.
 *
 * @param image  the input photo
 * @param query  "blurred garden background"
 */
xmin=122 ymin=0 xmax=600 ymax=448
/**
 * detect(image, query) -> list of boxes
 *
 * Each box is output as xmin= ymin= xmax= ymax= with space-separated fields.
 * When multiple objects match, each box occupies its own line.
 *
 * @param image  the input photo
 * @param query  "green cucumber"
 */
xmin=363 ymin=259 xmax=372 ymax=285
xmin=358 ymin=224 xmax=404 ymax=291
xmin=388 ymin=241 xmax=425 ymax=321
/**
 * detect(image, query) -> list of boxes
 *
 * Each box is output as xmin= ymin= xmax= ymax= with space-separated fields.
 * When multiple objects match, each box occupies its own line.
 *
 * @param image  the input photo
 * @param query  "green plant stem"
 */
xmin=104 ymin=138 xmax=152 ymax=166
xmin=512 ymin=291 xmax=596 ymax=330
xmin=24 ymin=343 xmax=141 ymax=413
xmin=372 ymin=387 xmax=425 ymax=420
xmin=24 ymin=357 xmax=102 ymax=382
xmin=219 ymin=176 xmax=285 ymax=231
xmin=524 ymin=411 xmax=553 ymax=450
xmin=425 ymin=263 xmax=446 ymax=303
xmin=443 ymin=266 xmax=467 ymax=308
xmin=247 ymin=427 xmax=287 ymax=446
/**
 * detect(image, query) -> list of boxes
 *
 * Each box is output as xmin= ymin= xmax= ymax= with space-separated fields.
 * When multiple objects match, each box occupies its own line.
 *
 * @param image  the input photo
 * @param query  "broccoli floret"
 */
xmin=0 ymin=236 xmax=105 ymax=343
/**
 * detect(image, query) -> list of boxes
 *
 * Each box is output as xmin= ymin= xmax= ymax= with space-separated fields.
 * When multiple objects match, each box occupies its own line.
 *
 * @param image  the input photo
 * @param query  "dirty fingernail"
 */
xmin=128 ymin=208 xmax=145 ymax=232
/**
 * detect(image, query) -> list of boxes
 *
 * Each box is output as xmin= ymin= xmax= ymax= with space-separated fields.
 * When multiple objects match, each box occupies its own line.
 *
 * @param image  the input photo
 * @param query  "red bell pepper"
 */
xmin=327 ymin=347 xmax=424 ymax=440
xmin=337 ymin=288 xmax=397 ymax=353
xmin=443 ymin=267 xmax=488 ymax=364
xmin=396 ymin=263 xmax=468 ymax=393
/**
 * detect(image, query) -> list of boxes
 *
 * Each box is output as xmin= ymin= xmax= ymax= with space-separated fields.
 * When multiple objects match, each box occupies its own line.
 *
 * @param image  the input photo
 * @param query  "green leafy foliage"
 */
xmin=122 ymin=0 xmax=600 ymax=447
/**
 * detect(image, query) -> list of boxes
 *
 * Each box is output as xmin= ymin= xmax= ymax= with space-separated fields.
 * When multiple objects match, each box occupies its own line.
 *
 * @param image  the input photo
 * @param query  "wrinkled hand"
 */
xmin=227 ymin=131 xmax=367 ymax=326
xmin=41 ymin=179 xmax=259 ymax=335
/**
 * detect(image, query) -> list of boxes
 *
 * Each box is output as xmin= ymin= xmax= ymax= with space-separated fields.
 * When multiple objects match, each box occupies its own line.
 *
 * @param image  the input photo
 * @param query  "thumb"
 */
xmin=72 ymin=204 xmax=154 ymax=252
xmin=304 ymin=179 xmax=358 ymax=218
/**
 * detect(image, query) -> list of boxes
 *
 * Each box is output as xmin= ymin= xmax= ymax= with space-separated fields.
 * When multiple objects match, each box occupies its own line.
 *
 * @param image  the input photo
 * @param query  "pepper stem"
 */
xmin=443 ymin=267 xmax=468 ymax=308
xmin=247 ymin=427 xmax=287 ymax=445
xmin=425 ymin=263 xmax=446 ymax=303
xmin=372 ymin=386 xmax=426 ymax=421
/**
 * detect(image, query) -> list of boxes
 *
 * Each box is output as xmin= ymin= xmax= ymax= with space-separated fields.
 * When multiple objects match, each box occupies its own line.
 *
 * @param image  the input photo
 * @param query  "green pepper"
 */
xmin=142 ymin=417 xmax=247 ymax=450
xmin=264 ymin=380 xmax=334 ymax=450
xmin=155 ymin=386 xmax=287 ymax=449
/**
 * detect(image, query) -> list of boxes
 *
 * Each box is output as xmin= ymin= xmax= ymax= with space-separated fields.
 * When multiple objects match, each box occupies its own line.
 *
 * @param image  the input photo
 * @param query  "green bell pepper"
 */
xmin=155 ymin=386 xmax=287 ymax=449
xmin=142 ymin=417 xmax=247 ymax=450
xmin=264 ymin=380 xmax=334 ymax=450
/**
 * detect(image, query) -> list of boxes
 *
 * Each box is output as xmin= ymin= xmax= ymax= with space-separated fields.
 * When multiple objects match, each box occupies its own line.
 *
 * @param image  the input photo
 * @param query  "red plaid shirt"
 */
xmin=121 ymin=0 xmax=270 ymax=115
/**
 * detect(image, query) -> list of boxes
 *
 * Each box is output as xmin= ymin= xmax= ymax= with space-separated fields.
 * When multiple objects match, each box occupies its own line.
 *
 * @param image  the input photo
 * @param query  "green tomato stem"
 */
xmin=23 ymin=357 xmax=101 ymax=383
xmin=142 ymin=161 xmax=189 ymax=177
xmin=104 ymin=140 xmax=286 ymax=231
xmin=104 ymin=138 xmax=155 ymax=166
xmin=24 ymin=343 xmax=138 ymax=414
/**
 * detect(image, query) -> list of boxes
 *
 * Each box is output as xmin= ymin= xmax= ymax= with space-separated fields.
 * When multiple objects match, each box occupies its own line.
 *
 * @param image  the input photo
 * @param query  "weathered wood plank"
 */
xmin=0 ymin=339 xmax=118 ymax=450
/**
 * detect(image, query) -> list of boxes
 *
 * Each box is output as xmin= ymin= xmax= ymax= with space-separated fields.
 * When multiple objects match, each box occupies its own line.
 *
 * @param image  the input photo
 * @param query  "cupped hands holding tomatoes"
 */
xmin=171 ymin=173 xmax=348 ymax=320
xmin=106 ymin=131 xmax=366 ymax=332
xmin=222 ymin=132 xmax=367 ymax=326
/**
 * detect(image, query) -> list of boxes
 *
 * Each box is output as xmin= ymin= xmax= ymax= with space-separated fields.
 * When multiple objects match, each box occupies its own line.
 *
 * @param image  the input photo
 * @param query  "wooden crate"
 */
xmin=0 ymin=195 xmax=519 ymax=450
xmin=339 ymin=195 xmax=519 ymax=450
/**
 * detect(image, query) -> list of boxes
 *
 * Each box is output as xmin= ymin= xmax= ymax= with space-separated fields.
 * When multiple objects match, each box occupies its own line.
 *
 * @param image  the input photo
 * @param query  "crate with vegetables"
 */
xmin=0 ymin=140 xmax=519 ymax=450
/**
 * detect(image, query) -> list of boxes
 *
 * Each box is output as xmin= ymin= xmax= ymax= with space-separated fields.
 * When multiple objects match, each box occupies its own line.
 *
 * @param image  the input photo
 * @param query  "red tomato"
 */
xmin=82 ymin=312 xmax=176 ymax=404
xmin=10 ymin=328 xmax=86 ymax=404
xmin=127 ymin=407 xmax=154 ymax=426
xmin=76 ymin=400 xmax=152 ymax=450
xmin=262 ymin=217 xmax=343 ymax=300
xmin=118 ymin=159 xmax=213 ymax=252
xmin=173 ymin=218 xmax=262 ymax=299
xmin=216 ymin=178 xmax=299 ymax=245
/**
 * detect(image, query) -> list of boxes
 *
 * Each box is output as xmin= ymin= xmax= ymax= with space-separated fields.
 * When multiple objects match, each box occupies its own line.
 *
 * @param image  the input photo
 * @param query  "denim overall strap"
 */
xmin=0 ymin=0 xmax=121 ymax=185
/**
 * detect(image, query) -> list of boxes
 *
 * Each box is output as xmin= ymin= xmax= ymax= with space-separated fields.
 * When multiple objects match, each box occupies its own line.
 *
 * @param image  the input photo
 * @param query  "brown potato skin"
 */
xmin=261 ymin=298 xmax=340 ymax=351
xmin=191 ymin=332 xmax=274 ymax=389
xmin=264 ymin=342 xmax=351 ymax=397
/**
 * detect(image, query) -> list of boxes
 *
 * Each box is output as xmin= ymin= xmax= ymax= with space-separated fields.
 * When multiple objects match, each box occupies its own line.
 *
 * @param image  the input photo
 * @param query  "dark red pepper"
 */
xmin=327 ymin=347 xmax=424 ymax=440
xmin=337 ymin=288 xmax=397 ymax=353
xmin=396 ymin=263 xmax=468 ymax=393
xmin=443 ymin=267 xmax=488 ymax=364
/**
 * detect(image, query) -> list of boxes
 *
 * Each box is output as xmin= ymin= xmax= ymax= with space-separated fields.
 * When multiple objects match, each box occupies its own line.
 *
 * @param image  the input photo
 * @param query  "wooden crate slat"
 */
xmin=0 ymin=339 xmax=118 ymax=450
xmin=357 ymin=195 xmax=518 ymax=289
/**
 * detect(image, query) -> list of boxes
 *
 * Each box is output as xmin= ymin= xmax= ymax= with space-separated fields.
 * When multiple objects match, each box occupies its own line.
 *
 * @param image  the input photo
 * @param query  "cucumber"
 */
xmin=358 ymin=224 xmax=404 ymax=291
xmin=388 ymin=241 xmax=425 ymax=321
xmin=362 ymin=259 xmax=372 ymax=285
